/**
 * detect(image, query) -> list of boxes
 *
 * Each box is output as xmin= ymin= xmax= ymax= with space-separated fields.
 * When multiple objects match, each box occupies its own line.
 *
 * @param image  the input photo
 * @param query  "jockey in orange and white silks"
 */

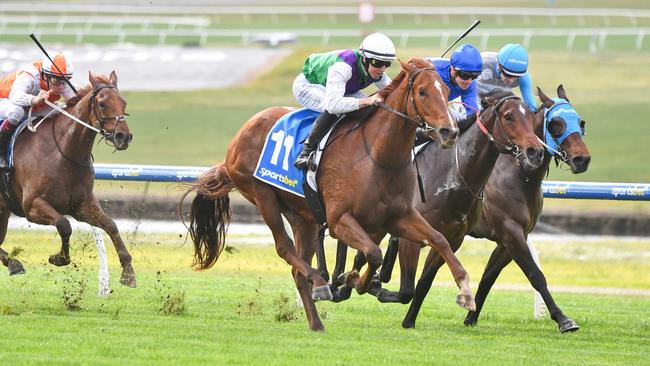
xmin=0 ymin=52 xmax=77 ymax=169
xmin=292 ymin=32 xmax=396 ymax=170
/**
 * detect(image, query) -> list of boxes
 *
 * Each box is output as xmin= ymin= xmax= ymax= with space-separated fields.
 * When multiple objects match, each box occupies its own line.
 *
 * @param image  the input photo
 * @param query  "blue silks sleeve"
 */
xmin=519 ymin=73 xmax=537 ymax=112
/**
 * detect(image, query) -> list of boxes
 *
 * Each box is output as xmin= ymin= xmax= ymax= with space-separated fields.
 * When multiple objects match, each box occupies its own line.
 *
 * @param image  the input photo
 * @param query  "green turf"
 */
xmin=0 ymin=230 xmax=648 ymax=365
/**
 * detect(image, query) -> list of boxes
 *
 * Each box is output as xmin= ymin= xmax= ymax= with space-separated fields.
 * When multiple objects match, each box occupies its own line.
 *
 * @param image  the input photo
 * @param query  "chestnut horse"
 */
xmin=327 ymin=89 xmax=545 ymax=306
xmin=183 ymin=58 xmax=476 ymax=331
xmin=464 ymin=85 xmax=590 ymax=332
xmin=0 ymin=72 xmax=136 ymax=287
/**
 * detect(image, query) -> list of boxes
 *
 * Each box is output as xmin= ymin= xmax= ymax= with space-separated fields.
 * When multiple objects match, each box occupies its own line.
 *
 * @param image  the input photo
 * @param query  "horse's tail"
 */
xmin=179 ymin=164 xmax=234 ymax=270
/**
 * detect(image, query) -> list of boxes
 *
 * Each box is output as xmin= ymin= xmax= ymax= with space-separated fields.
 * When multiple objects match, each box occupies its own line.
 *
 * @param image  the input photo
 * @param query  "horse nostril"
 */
xmin=573 ymin=155 xmax=591 ymax=167
xmin=438 ymin=128 xmax=451 ymax=141
xmin=115 ymin=132 xmax=124 ymax=142
xmin=526 ymin=147 xmax=543 ymax=160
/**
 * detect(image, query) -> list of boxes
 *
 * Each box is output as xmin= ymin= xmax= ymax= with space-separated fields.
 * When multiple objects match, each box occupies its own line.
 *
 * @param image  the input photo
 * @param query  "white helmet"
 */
xmin=42 ymin=52 xmax=73 ymax=79
xmin=359 ymin=33 xmax=396 ymax=62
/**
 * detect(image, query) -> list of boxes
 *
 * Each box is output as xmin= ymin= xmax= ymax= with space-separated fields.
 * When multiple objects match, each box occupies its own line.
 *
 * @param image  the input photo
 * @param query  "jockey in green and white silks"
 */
xmin=292 ymin=32 xmax=396 ymax=170
xmin=476 ymin=44 xmax=537 ymax=112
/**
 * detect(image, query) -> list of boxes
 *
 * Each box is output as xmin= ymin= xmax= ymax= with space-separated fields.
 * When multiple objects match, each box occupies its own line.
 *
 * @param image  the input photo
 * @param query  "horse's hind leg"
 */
xmin=26 ymin=198 xmax=72 ymax=266
xmin=75 ymin=197 xmax=136 ymax=288
xmin=464 ymin=244 xmax=512 ymax=327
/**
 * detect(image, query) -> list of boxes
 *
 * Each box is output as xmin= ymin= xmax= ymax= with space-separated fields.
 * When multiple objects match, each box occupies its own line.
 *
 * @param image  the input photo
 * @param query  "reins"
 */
xmin=44 ymin=83 xmax=128 ymax=167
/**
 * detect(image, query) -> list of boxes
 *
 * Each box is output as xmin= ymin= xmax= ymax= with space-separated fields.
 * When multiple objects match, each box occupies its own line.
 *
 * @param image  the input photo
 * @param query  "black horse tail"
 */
xmin=180 ymin=164 xmax=233 ymax=270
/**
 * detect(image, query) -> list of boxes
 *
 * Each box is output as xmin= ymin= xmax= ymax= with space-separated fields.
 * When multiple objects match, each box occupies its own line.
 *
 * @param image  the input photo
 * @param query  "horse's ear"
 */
xmin=109 ymin=70 xmax=118 ymax=86
xmin=580 ymin=120 xmax=586 ymax=135
xmin=89 ymin=71 xmax=97 ymax=88
xmin=557 ymin=84 xmax=570 ymax=103
xmin=399 ymin=59 xmax=413 ymax=73
xmin=538 ymin=87 xmax=554 ymax=108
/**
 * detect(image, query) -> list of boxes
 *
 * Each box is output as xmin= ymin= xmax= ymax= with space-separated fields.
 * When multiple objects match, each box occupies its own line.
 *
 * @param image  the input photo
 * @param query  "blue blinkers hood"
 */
xmin=543 ymin=98 xmax=583 ymax=155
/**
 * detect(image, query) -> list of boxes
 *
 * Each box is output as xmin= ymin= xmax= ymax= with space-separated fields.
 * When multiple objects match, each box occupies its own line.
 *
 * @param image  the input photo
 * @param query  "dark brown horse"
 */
xmin=327 ymin=89 xmax=544 ymax=306
xmin=0 ymin=72 xmax=136 ymax=287
xmin=464 ymin=85 xmax=590 ymax=332
xmin=183 ymin=58 xmax=476 ymax=331
xmin=340 ymin=85 xmax=589 ymax=332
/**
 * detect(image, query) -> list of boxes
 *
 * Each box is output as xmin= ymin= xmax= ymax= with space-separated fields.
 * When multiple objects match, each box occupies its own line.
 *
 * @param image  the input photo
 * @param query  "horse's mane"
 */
xmin=378 ymin=57 xmax=433 ymax=100
xmin=480 ymin=88 xmax=516 ymax=108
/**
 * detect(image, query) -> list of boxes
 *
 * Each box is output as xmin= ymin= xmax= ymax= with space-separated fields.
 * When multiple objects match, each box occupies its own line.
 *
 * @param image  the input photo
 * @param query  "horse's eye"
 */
xmin=418 ymin=89 xmax=426 ymax=97
xmin=98 ymin=102 xmax=106 ymax=108
xmin=504 ymin=111 xmax=513 ymax=121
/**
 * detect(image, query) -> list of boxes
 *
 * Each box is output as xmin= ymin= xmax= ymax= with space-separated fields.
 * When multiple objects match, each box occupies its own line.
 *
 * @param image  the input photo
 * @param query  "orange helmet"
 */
xmin=42 ymin=52 xmax=73 ymax=79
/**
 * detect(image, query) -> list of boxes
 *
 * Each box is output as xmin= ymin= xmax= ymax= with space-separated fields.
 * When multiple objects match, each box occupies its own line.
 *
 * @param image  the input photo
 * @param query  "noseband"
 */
xmin=376 ymin=66 xmax=441 ymax=134
xmin=90 ymin=83 xmax=128 ymax=143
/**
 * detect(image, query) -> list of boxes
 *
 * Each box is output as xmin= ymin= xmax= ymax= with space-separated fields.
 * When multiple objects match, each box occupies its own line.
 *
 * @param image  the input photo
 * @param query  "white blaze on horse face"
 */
xmin=519 ymin=105 xmax=526 ymax=116
xmin=433 ymin=80 xmax=452 ymax=121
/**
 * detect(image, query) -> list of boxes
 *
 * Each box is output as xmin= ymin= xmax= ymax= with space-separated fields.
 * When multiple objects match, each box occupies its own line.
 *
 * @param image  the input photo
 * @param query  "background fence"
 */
xmin=94 ymin=163 xmax=650 ymax=200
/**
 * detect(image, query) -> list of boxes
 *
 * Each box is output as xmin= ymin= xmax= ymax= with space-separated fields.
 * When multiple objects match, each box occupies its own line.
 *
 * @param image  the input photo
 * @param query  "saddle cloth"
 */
xmin=253 ymin=108 xmax=320 ymax=197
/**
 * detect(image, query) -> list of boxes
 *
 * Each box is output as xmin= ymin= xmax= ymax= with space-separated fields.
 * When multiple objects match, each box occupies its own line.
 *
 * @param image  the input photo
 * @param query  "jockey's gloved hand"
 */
xmin=457 ymin=113 xmax=477 ymax=133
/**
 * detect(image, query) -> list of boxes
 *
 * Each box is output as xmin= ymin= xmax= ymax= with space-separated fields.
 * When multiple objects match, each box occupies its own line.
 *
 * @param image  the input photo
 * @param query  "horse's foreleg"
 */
xmin=464 ymin=244 xmax=511 ymax=327
xmin=378 ymin=236 xmax=399 ymax=283
xmin=507 ymin=237 xmax=579 ymax=333
xmin=27 ymin=198 xmax=72 ymax=267
xmin=75 ymin=197 xmax=136 ymax=288
xmin=388 ymin=209 xmax=474 ymax=312
xmin=329 ymin=213 xmax=382 ymax=295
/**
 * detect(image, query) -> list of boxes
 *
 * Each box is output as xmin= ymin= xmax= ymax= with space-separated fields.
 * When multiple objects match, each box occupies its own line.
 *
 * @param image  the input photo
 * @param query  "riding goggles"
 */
xmin=369 ymin=58 xmax=392 ymax=68
xmin=46 ymin=75 xmax=70 ymax=86
xmin=456 ymin=70 xmax=481 ymax=81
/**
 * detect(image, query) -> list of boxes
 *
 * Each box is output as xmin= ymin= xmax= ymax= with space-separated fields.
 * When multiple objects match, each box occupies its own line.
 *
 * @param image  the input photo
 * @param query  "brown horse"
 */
xmin=327 ymin=89 xmax=545 ymax=306
xmin=343 ymin=85 xmax=589 ymax=332
xmin=183 ymin=58 xmax=476 ymax=331
xmin=464 ymin=85 xmax=590 ymax=332
xmin=0 ymin=71 xmax=136 ymax=287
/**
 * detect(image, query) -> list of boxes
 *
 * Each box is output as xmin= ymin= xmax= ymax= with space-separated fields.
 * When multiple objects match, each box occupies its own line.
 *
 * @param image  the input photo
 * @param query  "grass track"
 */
xmin=0 ymin=231 xmax=648 ymax=365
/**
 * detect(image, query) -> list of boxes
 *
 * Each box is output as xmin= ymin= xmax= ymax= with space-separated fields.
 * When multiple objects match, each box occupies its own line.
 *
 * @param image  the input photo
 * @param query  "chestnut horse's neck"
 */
xmin=51 ymin=92 xmax=98 ymax=167
xmin=362 ymin=73 xmax=424 ymax=168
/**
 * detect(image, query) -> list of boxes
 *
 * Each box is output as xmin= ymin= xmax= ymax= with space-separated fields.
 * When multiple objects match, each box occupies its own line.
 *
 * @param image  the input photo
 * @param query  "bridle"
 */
xmin=376 ymin=66 xmax=442 ymax=135
xmin=475 ymin=95 xmax=526 ymax=159
xmin=90 ymin=83 xmax=129 ymax=145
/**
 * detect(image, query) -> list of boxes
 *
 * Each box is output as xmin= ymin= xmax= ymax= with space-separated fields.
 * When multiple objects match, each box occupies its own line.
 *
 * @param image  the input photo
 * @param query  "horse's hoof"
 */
xmin=456 ymin=293 xmax=476 ymax=311
xmin=367 ymin=279 xmax=382 ymax=296
xmin=376 ymin=289 xmax=403 ymax=303
xmin=312 ymin=285 xmax=333 ymax=301
xmin=119 ymin=273 xmax=137 ymax=288
xmin=402 ymin=318 xmax=416 ymax=329
xmin=331 ymin=285 xmax=352 ymax=303
xmin=342 ymin=270 xmax=360 ymax=288
xmin=48 ymin=254 xmax=70 ymax=267
xmin=464 ymin=312 xmax=478 ymax=327
xmin=8 ymin=259 xmax=26 ymax=276
xmin=558 ymin=318 xmax=580 ymax=333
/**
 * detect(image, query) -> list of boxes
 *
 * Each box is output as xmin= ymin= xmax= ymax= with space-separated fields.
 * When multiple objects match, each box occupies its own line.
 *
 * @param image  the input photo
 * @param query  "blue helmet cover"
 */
xmin=498 ymin=43 xmax=528 ymax=76
xmin=543 ymin=98 xmax=584 ymax=154
xmin=450 ymin=44 xmax=482 ymax=72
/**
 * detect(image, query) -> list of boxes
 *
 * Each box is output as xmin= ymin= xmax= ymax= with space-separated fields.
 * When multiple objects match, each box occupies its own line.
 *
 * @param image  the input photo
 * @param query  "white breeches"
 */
xmin=292 ymin=74 xmax=365 ymax=113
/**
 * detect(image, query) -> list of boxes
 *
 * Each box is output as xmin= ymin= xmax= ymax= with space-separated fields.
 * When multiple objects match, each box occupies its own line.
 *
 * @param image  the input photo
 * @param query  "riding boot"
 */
xmin=294 ymin=111 xmax=338 ymax=170
xmin=0 ymin=121 xmax=16 ymax=171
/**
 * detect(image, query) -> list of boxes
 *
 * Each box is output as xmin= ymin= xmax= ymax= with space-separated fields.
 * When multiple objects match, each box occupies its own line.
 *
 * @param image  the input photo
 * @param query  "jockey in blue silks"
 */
xmin=292 ymin=32 xmax=396 ymax=170
xmin=477 ymin=43 xmax=537 ymax=112
xmin=425 ymin=43 xmax=483 ymax=131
